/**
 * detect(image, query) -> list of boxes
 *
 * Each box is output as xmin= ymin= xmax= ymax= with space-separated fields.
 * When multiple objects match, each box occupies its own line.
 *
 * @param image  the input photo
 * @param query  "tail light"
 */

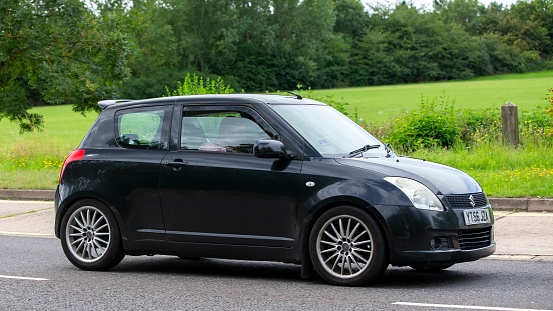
xmin=59 ymin=149 xmax=85 ymax=184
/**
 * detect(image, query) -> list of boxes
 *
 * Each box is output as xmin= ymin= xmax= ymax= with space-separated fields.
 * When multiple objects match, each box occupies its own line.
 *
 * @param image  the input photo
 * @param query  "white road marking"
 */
xmin=0 ymin=275 xmax=48 ymax=281
xmin=393 ymin=302 xmax=553 ymax=311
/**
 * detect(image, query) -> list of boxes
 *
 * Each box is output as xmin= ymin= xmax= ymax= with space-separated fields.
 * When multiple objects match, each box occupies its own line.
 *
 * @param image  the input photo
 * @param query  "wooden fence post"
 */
xmin=501 ymin=102 xmax=519 ymax=147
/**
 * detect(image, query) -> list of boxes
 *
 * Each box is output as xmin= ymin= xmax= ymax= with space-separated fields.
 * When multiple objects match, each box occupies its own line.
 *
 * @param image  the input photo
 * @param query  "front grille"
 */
xmin=458 ymin=227 xmax=492 ymax=250
xmin=445 ymin=192 xmax=488 ymax=209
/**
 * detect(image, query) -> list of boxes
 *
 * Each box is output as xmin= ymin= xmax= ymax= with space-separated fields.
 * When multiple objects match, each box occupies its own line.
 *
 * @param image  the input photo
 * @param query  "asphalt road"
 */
xmin=1 ymin=234 xmax=552 ymax=311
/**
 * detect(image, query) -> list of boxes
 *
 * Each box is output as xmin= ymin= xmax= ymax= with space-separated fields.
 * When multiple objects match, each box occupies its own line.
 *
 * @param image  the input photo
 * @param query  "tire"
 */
xmin=410 ymin=263 xmax=454 ymax=272
xmin=309 ymin=206 xmax=388 ymax=286
xmin=60 ymin=199 xmax=124 ymax=270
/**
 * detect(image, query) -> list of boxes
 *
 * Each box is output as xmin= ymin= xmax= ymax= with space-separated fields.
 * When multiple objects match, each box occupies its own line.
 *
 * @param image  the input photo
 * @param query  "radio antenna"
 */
xmin=285 ymin=91 xmax=302 ymax=100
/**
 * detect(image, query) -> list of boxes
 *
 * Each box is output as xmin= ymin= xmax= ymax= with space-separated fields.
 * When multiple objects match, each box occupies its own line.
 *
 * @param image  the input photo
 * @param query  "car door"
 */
xmin=159 ymin=104 xmax=302 ymax=248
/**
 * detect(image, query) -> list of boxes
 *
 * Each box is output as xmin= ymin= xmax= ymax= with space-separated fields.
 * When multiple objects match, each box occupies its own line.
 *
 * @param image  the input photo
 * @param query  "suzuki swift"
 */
xmin=55 ymin=94 xmax=495 ymax=286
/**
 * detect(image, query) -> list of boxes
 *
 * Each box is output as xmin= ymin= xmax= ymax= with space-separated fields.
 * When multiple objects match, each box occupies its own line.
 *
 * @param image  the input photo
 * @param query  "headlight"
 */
xmin=384 ymin=177 xmax=444 ymax=211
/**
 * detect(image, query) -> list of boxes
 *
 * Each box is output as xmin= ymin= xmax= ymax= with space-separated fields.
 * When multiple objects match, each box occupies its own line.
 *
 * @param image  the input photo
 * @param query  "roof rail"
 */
xmin=98 ymin=99 xmax=134 ymax=110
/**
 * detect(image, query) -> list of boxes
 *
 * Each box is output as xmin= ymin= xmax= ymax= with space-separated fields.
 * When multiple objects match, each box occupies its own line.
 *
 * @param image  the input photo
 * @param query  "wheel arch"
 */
xmin=56 ymin=192 xmax=124 ymax=241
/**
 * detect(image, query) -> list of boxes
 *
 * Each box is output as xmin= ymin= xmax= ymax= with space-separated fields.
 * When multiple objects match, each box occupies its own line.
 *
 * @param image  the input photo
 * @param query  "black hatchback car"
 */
xmin=55 ymin=94 xmax=495 ymax=286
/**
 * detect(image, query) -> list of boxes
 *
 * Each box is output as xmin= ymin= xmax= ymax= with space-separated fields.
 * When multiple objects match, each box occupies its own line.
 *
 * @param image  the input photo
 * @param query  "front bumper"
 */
xmin=395 ymin=243 xmax=496 ymax=265
xmin=373 ymin=203 xmax=496 ymax=266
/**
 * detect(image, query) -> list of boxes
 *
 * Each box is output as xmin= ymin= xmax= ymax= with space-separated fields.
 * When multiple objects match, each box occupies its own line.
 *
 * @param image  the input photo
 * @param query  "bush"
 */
xmin=165 ymin=73 xmax=234 ymax=96
xmin=366 ymin=90 xmax=553 ymax=153
xmin=458 ymin=107 xmax=501 ymax=145
xmin=545 ymin=84 xmax=553 ymax=138
xmin=381 ymin=93 xmax=460 ymax=151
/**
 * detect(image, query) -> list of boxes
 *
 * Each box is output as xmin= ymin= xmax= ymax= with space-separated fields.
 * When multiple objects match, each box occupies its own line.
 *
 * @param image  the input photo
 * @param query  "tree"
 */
xmin=121 ymin=0 xmax=181 ymax=99
xmin=163 ymin=0 xmax=232 ymax=73
xmin=433 ymin=0 xmax=485 ymax=35
xmin=0 ymin=0 xmax=137 ymax=132
xmin=354 ymin=2 xmax=494 ymax=85
xmin=209 ymin=0 xmax=341 ymax=91
xmin=332 ymin=0 xmax=369 ymax=40
xmin=508 ymin=0 xmax=553 ymax=54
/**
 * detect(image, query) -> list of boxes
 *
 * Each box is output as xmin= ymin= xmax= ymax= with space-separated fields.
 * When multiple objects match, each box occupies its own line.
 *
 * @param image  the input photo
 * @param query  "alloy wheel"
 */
xmin=65 ymin=206 xmax=112 ymax=263
xmin=316 ymin=215 xmax=374 ymax=279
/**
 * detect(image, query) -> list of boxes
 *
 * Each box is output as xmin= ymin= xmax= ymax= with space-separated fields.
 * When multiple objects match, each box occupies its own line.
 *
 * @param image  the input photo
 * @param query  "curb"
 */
xmin=0 ymin=189 xmax=55 ymax=201
xmin=488 ymin=197 xmax=553 ymax=212
xmin=0 ymin=189 xmax=552 ymax=212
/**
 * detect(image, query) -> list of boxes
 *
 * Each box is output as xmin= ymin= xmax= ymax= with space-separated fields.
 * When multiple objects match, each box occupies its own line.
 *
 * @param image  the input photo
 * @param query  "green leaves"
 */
xmin=2 ymin=0 xmax=553 ymax=133
xmin=370 ymin=87 xmax=553 ymax=153
xmin=165 ymin=73 xmax=234 ymax=96
xmin=0 ymin=0 xmax=137 ymax=132
xmin=384 ymin=94 xmax=460 ymax=151
xmin=0 ymin=80 xmax=44 ymax=133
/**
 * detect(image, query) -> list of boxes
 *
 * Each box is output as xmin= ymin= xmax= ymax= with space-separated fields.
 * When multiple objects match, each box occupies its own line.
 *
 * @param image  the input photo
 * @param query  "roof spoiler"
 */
xmin=98 ymin=99 xmax=134 ymax=110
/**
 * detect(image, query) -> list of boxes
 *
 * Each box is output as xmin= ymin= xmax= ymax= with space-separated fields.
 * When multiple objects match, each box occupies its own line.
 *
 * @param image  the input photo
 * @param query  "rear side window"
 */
xmin=116 ymin=106 xmax=172 ymax=150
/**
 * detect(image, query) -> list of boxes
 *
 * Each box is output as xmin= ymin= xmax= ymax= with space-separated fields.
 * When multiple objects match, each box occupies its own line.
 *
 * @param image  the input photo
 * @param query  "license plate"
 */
xmin=463 ymin=208 xmax=491 ymax=225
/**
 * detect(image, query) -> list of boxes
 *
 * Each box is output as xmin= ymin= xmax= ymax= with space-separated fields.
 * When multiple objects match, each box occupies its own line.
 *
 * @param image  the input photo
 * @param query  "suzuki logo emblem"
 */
xmin=469 ymin=195 xmax=476 ymax=207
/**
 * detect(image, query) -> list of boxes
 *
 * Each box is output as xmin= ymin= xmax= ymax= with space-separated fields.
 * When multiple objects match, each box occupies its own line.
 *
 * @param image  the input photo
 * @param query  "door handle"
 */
xmin=165 ymin=160 xmax=188 ymax=167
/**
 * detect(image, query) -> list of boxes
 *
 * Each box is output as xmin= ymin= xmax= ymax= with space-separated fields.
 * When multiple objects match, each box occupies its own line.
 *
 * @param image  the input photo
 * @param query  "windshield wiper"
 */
xmin=384 ymin=143 xmax=395 ymax=158
xmin=346 ymin=144 xmax=381 ymax=158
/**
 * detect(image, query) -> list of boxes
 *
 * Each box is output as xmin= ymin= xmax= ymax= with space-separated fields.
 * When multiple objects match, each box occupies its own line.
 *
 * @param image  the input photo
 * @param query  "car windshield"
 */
xmin=270 ymin=104 xmax=387 ymax=158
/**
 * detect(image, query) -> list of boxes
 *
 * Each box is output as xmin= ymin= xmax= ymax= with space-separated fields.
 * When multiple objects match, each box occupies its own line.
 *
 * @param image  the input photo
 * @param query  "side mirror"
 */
xmin=254 ymin=140 xmax=288 ymax=158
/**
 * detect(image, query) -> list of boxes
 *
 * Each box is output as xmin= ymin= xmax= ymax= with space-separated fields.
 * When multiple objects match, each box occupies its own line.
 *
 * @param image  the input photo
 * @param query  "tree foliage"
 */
xmin=120 ymin=0 xmax=553 ymax=99
xmin=0 ymin=0 xmax=137 ymax=132
xmin=2 ymin=0 xmax=553 ymax=131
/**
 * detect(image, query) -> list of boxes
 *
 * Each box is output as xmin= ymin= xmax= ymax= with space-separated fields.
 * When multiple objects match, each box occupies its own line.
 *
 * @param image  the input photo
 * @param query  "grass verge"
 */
xmin=410 ymin=139 xmax=553 ymax=197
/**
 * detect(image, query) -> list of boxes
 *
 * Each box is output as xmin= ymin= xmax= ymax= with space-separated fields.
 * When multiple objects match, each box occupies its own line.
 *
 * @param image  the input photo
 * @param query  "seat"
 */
xmin=213 ymin=117 xmax=247 ymax=149
xmin=181 ymin=118 xmax=208 ymax=150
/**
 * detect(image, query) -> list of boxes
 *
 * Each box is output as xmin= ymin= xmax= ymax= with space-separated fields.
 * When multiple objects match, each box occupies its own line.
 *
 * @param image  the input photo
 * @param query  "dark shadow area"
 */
xmin=373 ymin=266 xmax=480 ymax=288
xmin=110 ymin=256 xmax=304 ymax=283
xmin=105 ymin=255 xmax=483 ymax=288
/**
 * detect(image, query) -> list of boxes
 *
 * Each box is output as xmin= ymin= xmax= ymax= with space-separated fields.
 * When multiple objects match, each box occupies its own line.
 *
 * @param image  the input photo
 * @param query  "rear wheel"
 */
xmin=60 ymin=199 xmax=124 ymax=270
xmin=309 ymin=206 xmax=388 ymax=286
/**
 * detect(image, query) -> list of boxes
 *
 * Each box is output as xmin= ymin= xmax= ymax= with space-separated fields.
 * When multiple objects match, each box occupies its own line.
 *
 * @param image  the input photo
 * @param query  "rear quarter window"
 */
xmin=115 ymin=106 xmax=172 ymax=150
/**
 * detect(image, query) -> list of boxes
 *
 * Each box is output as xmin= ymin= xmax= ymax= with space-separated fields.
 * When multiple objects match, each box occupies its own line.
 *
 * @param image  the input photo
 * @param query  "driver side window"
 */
xmin=180 ymin=108 xmax=277 ymax=154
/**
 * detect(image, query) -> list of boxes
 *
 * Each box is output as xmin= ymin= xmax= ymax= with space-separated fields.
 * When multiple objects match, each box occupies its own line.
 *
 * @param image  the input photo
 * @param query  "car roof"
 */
xmin=99 ymin=94 xmax=325 ymax=110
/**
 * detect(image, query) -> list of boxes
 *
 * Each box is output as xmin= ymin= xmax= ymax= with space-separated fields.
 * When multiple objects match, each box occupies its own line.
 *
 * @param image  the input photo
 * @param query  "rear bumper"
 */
xmin=54 ymin=186 xmax=61 ymax=239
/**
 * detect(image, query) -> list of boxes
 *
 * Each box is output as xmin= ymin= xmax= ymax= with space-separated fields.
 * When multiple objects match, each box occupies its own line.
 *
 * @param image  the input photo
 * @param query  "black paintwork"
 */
xmin=55 ymin=94 xmax=495 ymax=270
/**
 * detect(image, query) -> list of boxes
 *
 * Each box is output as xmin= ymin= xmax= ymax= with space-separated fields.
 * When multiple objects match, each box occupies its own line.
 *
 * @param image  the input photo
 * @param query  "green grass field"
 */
xmin=0 ymin=106 xmax=98 ymax=189
xmin=1 ymin=71 xmax=552 ymax=196
xmin=0 ymin=105 xmax=98 ymax=158
xmin=309 ymin=71 xmax=553 ymax=122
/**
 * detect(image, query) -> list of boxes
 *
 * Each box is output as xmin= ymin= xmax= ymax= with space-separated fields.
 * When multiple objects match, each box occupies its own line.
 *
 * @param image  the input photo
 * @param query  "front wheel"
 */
xmin=309 ymin=206 xmax=388 ymax=286
xmin=60 ymin=199 xmax=124 ymax=270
